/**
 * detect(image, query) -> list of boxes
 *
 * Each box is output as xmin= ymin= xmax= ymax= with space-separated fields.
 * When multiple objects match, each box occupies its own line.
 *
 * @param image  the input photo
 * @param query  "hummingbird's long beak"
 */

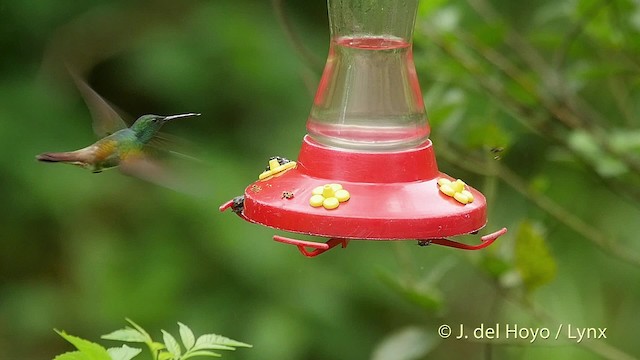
xmin=163 ymin=113 xmax=201 ymax=121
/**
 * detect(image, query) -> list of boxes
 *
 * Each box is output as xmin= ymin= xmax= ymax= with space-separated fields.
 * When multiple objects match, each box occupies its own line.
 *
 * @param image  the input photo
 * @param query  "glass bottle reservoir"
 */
xmin=307 ymin=0 xmax=430 ymax=150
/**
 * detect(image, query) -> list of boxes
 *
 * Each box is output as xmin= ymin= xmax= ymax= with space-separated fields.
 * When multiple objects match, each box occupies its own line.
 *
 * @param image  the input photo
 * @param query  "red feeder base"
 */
xmin=220 ymin=135 xmax=506 ymax=257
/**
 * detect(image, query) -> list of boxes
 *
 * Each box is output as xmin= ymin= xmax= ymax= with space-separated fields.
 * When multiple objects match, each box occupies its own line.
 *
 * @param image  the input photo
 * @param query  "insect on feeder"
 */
xmin=220 ymin=0 xmax=507 ymax=257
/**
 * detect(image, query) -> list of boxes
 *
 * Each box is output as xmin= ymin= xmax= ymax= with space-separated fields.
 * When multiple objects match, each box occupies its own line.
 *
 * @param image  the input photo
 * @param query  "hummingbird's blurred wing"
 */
xmin=146 ymin=133 xmax=204 ymax=164
xmin=119 ymin=155 xmax=208 ymax=197
xmin=68 ymin=68 xmax=129 ymax=137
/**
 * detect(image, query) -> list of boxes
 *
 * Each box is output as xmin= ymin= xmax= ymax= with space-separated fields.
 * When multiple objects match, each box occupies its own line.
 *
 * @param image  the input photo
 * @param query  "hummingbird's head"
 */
xmin=130 ymin=113 xmax=200 ymax=142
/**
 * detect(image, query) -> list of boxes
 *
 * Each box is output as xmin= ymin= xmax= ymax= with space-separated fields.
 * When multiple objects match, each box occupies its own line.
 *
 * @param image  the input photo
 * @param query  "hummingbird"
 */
xmin=36 ymin=113 xmax=200 ymax=173
xmin=36 ymin=69 xmax=203 ymax=192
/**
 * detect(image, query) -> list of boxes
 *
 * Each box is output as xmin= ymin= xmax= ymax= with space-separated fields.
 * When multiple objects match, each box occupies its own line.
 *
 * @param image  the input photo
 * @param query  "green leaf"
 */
xmin=371 ymin=326 xmax=439 ymax=360
xmin=182 ymin=350 xmax=222 ymax=359
xmin=107 ymin=345 xmax=142 ymax=360
xmin=610 ymin=129 xmax=640 ymax=153
xmin=53 ymin=351 xmax=90 ymax=360
xmin=514 ymin=221 xmax=557 ymax=292
xmin=56 ymin=330 xmax=112 ymax=360
xmin=162 ymin=330 xmax=182 ymax=358
xmin=178 ymin=322 xmax=195 ymax=350
xmin=192 ymin=343 xmax=234 ymax=352
xmin=102 ymin=328 xmax=148 ymax=343
xmin=193 ymin=334 xmax=251 ymax=350
xmin=124 ymin=319 xmax=152 ymax=341
xmin=567 ymin=130 xmax=628 ymax=177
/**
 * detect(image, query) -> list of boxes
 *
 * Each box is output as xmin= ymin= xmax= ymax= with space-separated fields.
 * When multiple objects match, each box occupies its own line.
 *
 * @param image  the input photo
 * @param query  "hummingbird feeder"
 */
xmin=220 ymin=0 xmax=507 ymax=257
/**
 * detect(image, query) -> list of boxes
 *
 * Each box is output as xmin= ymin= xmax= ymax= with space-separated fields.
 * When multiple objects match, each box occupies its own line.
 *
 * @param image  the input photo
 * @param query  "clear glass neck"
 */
xmin=328 ymin=0 xmax=418 ymax=41
xmin=306 ymin=0 xmax=429 ymax=151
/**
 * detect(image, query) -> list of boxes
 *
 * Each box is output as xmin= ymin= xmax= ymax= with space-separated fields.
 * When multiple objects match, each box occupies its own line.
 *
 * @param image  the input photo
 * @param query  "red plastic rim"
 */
xmin=239 ymin=136 xmax=488 ymax=240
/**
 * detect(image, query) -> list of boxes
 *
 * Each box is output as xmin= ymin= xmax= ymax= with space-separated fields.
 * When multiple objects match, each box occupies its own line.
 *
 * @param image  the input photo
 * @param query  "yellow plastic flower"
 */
xmin=438 ymin=178 xmax=474 ymax=204
xmin=259 ymin=158 xmax=296 ymax=180
xmin=309 ymin=184 xmax=350 ymax=210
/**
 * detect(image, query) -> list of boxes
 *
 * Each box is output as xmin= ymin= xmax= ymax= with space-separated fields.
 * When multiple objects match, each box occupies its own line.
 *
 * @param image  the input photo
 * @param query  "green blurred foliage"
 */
xmin=514 ymin=221 xmax=557 ymax=293
xmin=1 ymin=0 xmax=639 ymax=359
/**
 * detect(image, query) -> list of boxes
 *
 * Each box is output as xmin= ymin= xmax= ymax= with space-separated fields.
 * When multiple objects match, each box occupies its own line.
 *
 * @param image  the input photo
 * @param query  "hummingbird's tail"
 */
xmin=37 ymin=146 xmax=101 ymax=171
xmin=36 ymin=150 xmax=95 ymax=169
xmin=36 ymin=151 xmax=95 ymax=171
xmin=36 ymin=152 xmax=79 ymax=163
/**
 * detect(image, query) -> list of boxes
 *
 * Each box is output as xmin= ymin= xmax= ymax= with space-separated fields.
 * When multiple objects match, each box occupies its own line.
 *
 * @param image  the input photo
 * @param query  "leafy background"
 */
xmin=1 ymin=0 xmax=640 ymax=359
